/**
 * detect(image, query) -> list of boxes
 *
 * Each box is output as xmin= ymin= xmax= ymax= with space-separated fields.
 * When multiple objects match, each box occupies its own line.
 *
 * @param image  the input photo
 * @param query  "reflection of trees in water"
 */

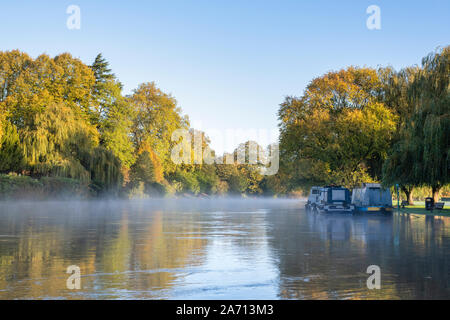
xmin=1 ymin=201 xmax=448 ymax=299
xmin=201 ymin=209 xmax=271 ymax=262
xmin=390 ymin=214 xmax=450 ymax=299
xmin=266 ymin=209 xmax=450 ymax=299
xmin=0 ymin=201 xmax=208 ymax=299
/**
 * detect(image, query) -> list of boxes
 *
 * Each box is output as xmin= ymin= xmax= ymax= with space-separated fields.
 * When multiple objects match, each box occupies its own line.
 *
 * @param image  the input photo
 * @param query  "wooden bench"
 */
xmin=401 ymin=200 xmax=409 ymax=208
xmin=434 ymin=202 xmax=445 ymax=210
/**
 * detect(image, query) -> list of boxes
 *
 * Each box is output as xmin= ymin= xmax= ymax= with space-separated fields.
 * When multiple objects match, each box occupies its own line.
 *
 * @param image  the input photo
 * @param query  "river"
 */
xmin=0 ymin=199 xmax=448 ymax=299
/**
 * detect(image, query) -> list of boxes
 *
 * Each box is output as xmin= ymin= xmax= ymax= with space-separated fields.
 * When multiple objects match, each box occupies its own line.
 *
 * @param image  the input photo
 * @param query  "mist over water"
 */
xmin=0 ymin=198 xmax=448 ymax=299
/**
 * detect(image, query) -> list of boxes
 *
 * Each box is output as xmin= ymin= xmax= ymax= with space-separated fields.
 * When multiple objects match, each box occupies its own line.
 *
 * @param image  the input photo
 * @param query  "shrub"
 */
xmin=0 ymin=174 xmax=91 ymax=200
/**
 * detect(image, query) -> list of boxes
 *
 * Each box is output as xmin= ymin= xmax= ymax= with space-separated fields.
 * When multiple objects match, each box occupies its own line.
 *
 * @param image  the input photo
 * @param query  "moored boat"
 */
xmin=315 ymin=186 xmax=355 ymax=214
xmin=351 ymin=183 xmax=393 ymax=214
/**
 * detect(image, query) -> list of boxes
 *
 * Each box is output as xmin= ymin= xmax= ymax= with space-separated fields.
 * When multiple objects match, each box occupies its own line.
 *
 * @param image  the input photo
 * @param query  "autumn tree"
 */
xmin=0 ymin=120 xmax=24 ymax=173
xmin=167 ymin=129 xmax=219 ymax=195
xmin=19 ymin=102 xmax=122 ymax=191
xmin=129 ymin=139 xmax=164 ymax=195
xmin=279 ymin=67 xmax=397 ymax=190
xmin=232 ymin=141 xmax=265 ymax=194
xmin=129 ymin=82 xmax=189 ymax=175
xmin=0 ymin=108 xmax=4 ymax=143
xmin=381 ymin=67 xmax=420 ymax=204
xmin=195 ymin=164 xmax=220 ymax=194
xmin=90 ymin=54 xmax=135 ymax=169
xmin=0 ymin=50 xmax=96 ymax=145
xmin=407 ymin=46 xmax=449 ymax=202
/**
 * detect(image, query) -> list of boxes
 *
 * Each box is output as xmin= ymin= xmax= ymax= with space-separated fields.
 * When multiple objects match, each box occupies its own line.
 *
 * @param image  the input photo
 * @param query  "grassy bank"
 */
xmin=0 ymin=174 xmax=93 ymax=200
xmin=396 ymin=205 xmax=450 ymax=217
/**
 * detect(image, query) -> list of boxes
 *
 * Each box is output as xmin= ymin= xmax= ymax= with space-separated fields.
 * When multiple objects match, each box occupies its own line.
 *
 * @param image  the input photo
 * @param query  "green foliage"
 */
xmin=0 ymin=120 xmax=24 ymax=173
xmin=382 ymin=128 xmax=418 ymax=186
xmin=239 ymin=165 xmax=263 ymax=194
xmin=278 ymin=67 xmax=397 ymax=190
xmin=0 ymin=50 xmax=117 ymax=190
xmin=88 ymin=146 xmax=123 ymax=193
xmin=100 ymin=98 xmax=135 ymax=168
xmin=129 ymin=82 xmax=189 ymax=175
xmin=408 ymin=47 xmax=449 ymax=189
xmin=379 ymin=66 xmax=419 ymax=119
xmin=195 ymin=164 xmax=220 ymax=194
xmin=0 ymin=174 xmax=91 ymax=199
xmin=170 ymin=168 xmax=201 ymax=195
xmin=129 ymin=151 xmax=156 ymax=189
xmin=0 ymin=51 xmax=95 ymax=128
xmin=90 ymin=54 xmax=135 ymax=169
xmin=0 ymin=174 xmax=41 ymax=198
xmin=127 ymin=145 xmax=169 ymax=197
xmin=216 ymin=163 xmax=249 ymax=195
xmin=227 ymin=171 xmax=248 ymax=194
xmin=17 ymin=102 xmax=122 ymax=193
xmin=0 ymin=48 xmax=447 ymax=200
xmin=21 ymin=103 xmax=97 ymax=182
xmin=215 ymin=180 xmax=229 ymax=196
xmin=39 ymin=176 xmax=92 ymax=198
xmin=260 ymin=173 xmax=288 ymax=196
xmin=383 ymin=46 xmax=449 ymax=202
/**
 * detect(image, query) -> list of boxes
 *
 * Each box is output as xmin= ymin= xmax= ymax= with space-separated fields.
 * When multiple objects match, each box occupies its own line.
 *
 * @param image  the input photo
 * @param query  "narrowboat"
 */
xmin=351 ymin=183 xmax=393 ymax=214
xmin=305 ymin=186 xmax=321 ymax=211
xmin=315 ymin=186 xmax=355 ymax=214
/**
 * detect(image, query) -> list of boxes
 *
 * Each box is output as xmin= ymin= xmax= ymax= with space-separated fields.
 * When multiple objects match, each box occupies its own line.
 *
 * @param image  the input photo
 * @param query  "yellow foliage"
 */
xmin=21 ymin=103 xmax=99 ymax=182
xmin=279 ymin=67 xmax=398 ymax=189
xmin=137 ymin=139 xmax=164 ymax=183
xmin=0 ymin=50 xmax=95 ymax=128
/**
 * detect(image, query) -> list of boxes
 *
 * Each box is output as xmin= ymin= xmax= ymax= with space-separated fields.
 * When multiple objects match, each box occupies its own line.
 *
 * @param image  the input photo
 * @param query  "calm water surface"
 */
xmin=0 ymin=199 xmax=448 ymax=299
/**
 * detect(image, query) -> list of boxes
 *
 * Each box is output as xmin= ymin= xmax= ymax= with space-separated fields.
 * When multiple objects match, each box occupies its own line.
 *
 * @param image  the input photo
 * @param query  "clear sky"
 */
xmin=1 ymin=0 xmax=449 ymax=153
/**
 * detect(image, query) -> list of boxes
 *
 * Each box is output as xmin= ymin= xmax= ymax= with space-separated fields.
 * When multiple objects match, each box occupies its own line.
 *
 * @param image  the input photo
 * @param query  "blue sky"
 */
xmin=1 ymin=0 xmax=449 ymax=153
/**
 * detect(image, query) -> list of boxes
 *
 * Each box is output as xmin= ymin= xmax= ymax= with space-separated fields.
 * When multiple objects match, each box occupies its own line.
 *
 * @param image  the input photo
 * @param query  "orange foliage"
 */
xmin=138 ymin=140 xmax=164 ymax=183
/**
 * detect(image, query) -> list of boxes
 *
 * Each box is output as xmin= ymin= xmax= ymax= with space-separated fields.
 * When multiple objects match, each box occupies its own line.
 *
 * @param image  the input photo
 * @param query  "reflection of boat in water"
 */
xmin=307 ymin=210 xmax=393 ymax=243
xmin=352 ymin=183 xmax=393 ymax=214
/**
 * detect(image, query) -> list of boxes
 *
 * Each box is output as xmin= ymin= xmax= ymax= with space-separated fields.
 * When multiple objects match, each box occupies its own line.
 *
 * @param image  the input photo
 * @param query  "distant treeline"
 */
xmin=0 ymin=47 xmax=448 ymax=201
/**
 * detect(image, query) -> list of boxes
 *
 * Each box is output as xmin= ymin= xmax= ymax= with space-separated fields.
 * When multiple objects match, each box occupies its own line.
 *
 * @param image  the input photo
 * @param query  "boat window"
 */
xmin=332 ymin=189 xmax=346 ymax=201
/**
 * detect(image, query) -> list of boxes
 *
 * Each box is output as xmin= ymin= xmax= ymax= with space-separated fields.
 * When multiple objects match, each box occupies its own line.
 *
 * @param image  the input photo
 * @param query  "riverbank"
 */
xmin=0 ymin=174 xmax=93 ymax=200
xmin=0 ymin=174 xmax=284 ymax=200
xmin=396 ymin=205 xmax=450 ymax=217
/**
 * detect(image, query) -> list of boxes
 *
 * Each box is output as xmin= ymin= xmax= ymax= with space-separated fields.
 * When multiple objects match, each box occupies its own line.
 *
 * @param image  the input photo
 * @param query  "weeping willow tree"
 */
xmin=20 ymin=103 xmax=122 ymax=191
xmin=21 ymin=103 xmax=96 ymax=182
xmin=382 ymin=127 xmax=420 ymax=205
xmin=381 ymin=67 xmax=420 ymax=204
xmin=407 ymin=46 xmax=450 ymax=202
xmin=88 ymin=147 xmax=123 ymax=193
xmin=0 ymin=120 xmax=24 ymax=173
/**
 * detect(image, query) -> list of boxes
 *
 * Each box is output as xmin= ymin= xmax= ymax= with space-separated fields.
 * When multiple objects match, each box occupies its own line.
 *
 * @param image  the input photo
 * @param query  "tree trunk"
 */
xmin=432 ymin=185 xmax=441 ymax=203
xmin=407 ymin=190 xmax=414 ymax=205
xmin=401 ymin=186 xmax=414 ymax=205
